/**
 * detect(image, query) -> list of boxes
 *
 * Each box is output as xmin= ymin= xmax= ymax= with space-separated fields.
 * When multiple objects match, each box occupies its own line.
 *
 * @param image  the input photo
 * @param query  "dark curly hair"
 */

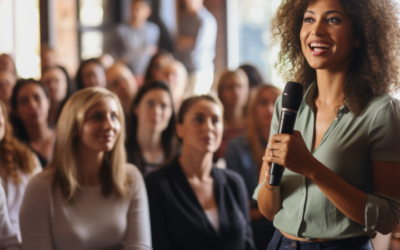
xmin=272 ymin=0 xmax=400 ymax=114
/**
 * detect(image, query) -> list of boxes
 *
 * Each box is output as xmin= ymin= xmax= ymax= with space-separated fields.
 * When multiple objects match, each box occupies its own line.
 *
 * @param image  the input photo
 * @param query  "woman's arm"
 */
xmin=19 ymin=175 xmax=53 ymax=250
xmin=265 ymin=131 xmax=400 ymax=233
xmin=124 ymin=165 xmax=152 ymax=250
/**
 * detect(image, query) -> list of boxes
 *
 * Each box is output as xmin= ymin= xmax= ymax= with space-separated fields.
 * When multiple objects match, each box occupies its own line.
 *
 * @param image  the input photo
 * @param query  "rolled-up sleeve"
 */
xmin=364 ymin=99 xmax=400 ymax=234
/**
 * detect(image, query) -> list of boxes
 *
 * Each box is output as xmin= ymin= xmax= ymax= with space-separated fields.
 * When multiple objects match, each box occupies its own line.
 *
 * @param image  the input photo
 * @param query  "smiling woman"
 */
xmin=253 ymin=0 xmax=400 ymax=249
xmin=19 ymin=87 xmax=152 ymax=250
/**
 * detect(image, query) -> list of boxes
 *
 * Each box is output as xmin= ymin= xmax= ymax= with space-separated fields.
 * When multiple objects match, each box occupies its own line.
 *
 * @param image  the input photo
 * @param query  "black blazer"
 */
xmin=145 ymin=156 xmax=256 ymax=250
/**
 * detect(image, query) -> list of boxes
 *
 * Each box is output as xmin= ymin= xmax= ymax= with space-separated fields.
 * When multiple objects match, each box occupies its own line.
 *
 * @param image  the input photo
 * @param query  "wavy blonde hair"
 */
xmin=49 ymin=87 xmax=130 ymax=202
xmin=246 ymin=85 xmax=281 ymax=172
xmin=0 ymin=100 xmax=36 ymax=182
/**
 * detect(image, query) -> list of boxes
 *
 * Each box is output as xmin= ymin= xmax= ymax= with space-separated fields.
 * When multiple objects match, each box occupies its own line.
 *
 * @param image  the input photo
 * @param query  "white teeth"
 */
xmin=310 ymin=43 xmax=331 ymax=48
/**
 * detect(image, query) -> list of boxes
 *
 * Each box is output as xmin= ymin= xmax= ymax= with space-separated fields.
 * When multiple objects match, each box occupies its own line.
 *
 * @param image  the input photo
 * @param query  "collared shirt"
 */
xmin=175 ymin=7 xmax=217 ymax=73
xmin=253 ymin=82 xmax=400 ymax=240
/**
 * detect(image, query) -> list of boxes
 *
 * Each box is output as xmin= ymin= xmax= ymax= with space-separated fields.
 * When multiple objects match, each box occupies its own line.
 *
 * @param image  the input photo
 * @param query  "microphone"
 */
xmin=269 ymin=81 xmax=303 ymax=188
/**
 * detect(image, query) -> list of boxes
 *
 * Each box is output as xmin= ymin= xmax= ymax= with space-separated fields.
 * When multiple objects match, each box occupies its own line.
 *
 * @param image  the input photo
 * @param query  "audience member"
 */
xmin=98 ymin=53 xmax=115 ymax=71
xmin=0 ymin=70 xmax=17 ymax=112
xmin=161 ymin=60 xmax=188 ymax=112
xmin=10 ymin=79 xmax=55 ymax=168
xmin=75 ymin=58 xmax=107 ymax=90
xmin=127 ymin=81 xmax=177 ymax=176
xmin=175 ymin=0 xmax=217 ymax=95
xmin=225 ymin=85 xmax=281 ymax=250
xmin=146 ymin=95 xmax=256 ymax=250
xmin=106 ymin=0 xmax=160 ymax=84
xmin=0 ymin=179 xmax=21 ymax=249
xmin=106 ymin=63 xmax=139 ymax=140
xmin=41 ymin=65 xmax=74 ymax=129
xmin=0 ymin=100 xmax=41 ymax=240
xmin=239 ymin=64 xmax=264 ymax=89
xmin=214 ymin=69 xmax=249 ymax=161
xmin=19 ymin=87 xmax=152 ymax=250
xmin=0 ymin=54 xmax=17 ymax=77
xmin=40 ymin=45 xmax=57 ymax=73
xmin=144 ymin=49 xmax=174 ymax=82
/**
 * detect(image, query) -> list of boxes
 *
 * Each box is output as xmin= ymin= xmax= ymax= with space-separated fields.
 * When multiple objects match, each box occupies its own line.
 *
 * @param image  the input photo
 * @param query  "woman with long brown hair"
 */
xmin=254 ymin=0 xmax=400 ymax=249
xmin=0 ymin=99 xmax=41 ymax=241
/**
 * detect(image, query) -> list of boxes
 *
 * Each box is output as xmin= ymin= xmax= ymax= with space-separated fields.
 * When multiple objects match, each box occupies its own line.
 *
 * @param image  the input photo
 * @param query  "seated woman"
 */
xmin=0 ymin=179 xmax=21 ymax=249
xmin=225 ymin=85 xmax=281 ymax=250
xmin=10 ymin=79 xmax=55 ymax=168
xmin=41 ymin=65 xmax=74 ymax=128
xmin=0 ymin=99 xmax=41 ymax=241
xmin=144 ymin=49 xmax=174 ymax=82
xmin=127 ymin=80 xmax=177 ymax=176
xmin=20 ymin=87 xmax=151 ymax=250
xmin=146 ymin=95 xmax=256 ymax=250
xmin=75 ymin=58 xmax=107 ymax=90
xmin=214 ymin=69 xmax=249 ymax=161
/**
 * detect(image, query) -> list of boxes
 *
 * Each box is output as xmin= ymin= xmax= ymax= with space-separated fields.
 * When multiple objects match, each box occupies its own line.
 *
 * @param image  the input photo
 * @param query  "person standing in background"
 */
xmin=175 ymin=0 xmax=217 ymax=95
xmin=106 ymin=0 xmax=160 ymax=86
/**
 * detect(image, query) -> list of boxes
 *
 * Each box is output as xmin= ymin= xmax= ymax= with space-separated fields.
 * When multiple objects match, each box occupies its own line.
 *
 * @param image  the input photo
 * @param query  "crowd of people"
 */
xmin=1 ymin=0 xmax=400 ymax=249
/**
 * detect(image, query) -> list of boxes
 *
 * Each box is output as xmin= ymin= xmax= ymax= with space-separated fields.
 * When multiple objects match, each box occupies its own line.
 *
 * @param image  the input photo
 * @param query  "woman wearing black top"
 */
xmin=145 ymin=95 xmax=255 ymax=250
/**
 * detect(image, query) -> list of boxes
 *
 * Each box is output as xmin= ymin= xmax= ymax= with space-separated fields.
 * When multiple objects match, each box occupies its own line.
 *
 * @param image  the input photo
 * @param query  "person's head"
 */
xmin=40 ymin=45 xmax=57 ymax=70
xmin=0 ymin=54 xmax=17 ymax=76
xmin=0 ymin=99 xmax=36 ymax=182
xmin=10 ymin=79 xmax=50 ymax=138
xmin=273 ymin=0 xmax=400 ymax=114
xmin=131 ymin=80 xmax=176 ymax=169
xmin=239 ymin=64 xmax=264 ymax=89
xmin=130 ymin=0 xmax=152 ymax=23
xmin=217 ymin=69 xmax=249 ymax=111
xmin=144 ymin=49 xmax=174 ymax=81
xmin=181 ymin=0 xmax=204 ymax=13
xmin=134 ymin=80 xmax=175 ymax=135
xmin=106 ymin=63 xmax=138 ymax=112
xmin=162 ymin=60 xmax=188 ymax=109
xmin=98 ymin=53 xmax=115 ymax=71
xmin=177 ymin=95 xmax=223 ymax=154
xmin=0 ymin=70 xmax=17 ymax=107
xmin=76 ymin=58 xmax=107 ymax=90
xmin=42 ymin=65 xmax=73 ymax=104
xmin=50 ymin=87 xmax=129 ymax=202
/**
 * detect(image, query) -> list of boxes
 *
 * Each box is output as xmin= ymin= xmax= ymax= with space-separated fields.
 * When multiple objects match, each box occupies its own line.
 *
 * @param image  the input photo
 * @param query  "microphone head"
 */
xmin=282 ymin=81 xmax=303 ymax=111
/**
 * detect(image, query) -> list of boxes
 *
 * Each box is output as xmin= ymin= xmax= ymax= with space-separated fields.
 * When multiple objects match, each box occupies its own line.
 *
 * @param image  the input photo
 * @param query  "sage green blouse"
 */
xmin=253 ymin=82 xmax=400 ymax=240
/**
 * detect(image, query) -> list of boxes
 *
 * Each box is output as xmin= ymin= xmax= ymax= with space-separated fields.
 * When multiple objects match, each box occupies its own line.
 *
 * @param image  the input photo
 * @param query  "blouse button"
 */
xmin=291 ymin=242 xmax=296 ymax=248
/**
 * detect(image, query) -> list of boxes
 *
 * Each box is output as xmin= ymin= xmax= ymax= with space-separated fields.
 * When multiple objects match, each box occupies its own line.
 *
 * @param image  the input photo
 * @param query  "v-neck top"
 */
xmin=145 ymin=156 xmax=256 ymax=250
xmin=253 ymin=82 xmax=400 ymax=240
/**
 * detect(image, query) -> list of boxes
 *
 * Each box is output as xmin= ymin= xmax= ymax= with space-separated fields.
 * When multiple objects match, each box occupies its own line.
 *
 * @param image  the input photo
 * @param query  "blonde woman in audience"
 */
xmin=127 ymin=80 xmax=177 ymax=176
xmin=146 ymin=95 xmax=255 ymax=250
xmin=41 ymin=65 xmax=74 ymax=128
xmin=76 ymin=58 xmax=107 ymax=90
xmin=225 ymin=85 xmax=281 ymax=250
xmin=0 ymin=179 xmax=21 ymax=250
xmin=0 ymin=70 xmax=16 ymax=112
xmin=0 ymin=100 xmax=41 ymax=241
xmin=10 ymin=79 xmax=55 ymax=168
xmin=214 ymin=69 xmax=249 ymax=161
xmin=20 ymin=87 xmax=151 ymax=250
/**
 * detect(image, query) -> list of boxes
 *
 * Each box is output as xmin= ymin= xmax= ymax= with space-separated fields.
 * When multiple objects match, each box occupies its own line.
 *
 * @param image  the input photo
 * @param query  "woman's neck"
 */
xmin=137 ymin=124 xmax=162 ymax=152
xmin=179 ymin=146 xmax=213 ymax=181
xmin=77 ymin=143 xmax=104 ymax=186
xmin=26 ymin=123 xmax=52 ymax=143
xmin=315 ymin=68 xmax=347 ymax=106
xmin=224 ymin=106 xmax=245 ymax=126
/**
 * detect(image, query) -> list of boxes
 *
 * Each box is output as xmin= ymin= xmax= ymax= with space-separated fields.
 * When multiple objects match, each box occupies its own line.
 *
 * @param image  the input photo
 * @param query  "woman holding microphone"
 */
xmin=254 ymin=0 xmax=400 ymax=249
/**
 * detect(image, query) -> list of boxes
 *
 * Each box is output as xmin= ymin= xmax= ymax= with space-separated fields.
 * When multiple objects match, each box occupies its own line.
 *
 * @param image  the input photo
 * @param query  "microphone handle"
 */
xmin=268 ymin=110 xmax=298 ymax=187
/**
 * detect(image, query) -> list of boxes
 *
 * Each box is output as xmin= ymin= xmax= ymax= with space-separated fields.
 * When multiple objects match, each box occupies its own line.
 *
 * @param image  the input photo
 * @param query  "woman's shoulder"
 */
xmin=362 ymin=94 xmax=400 ymax=119
xmin=24 ymin=169 xmax=53 ymax=198
xmin=144 ymin=161 xmax=175 ymax=187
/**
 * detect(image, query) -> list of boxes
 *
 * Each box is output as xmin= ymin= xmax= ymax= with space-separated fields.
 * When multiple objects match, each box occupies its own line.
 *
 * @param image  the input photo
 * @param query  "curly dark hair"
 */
xmin=272 ymin=0 xmax=400 ymax=114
